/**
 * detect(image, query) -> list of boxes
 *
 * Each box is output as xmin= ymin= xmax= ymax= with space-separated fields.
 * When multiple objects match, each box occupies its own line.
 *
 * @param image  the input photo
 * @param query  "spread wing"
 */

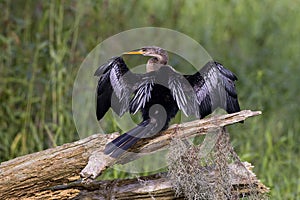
xmin=94 ymin=56 xmax=140 ymax=120
xmin=129 ymin=74 xmax=155 ymax=114
xmin=185 ymin=61 xmax=241 ymax=119
xmin=158 ymin=66 xmax=199 ymax=117
xmin=129 ymin=66 xmax=199 ymax=117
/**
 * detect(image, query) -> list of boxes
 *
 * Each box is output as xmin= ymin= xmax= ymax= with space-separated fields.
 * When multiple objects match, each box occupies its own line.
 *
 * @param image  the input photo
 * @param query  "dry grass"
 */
xmin=167 ymin=128 xmax=268 ymax=200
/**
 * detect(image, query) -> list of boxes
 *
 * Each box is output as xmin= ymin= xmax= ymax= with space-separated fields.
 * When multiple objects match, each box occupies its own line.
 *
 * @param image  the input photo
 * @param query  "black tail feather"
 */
xmin=104 ymin=119 xmax=160 ymax=158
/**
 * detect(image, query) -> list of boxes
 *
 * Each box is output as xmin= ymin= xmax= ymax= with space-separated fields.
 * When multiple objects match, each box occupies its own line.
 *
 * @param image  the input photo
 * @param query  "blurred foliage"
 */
xmin=0 ymin=0 xmax=299 ymax=199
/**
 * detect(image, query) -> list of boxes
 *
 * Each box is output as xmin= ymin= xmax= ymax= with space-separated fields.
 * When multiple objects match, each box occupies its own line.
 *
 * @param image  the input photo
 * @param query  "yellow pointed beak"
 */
xmin=123 ymin=50 xmax=144 ymax=55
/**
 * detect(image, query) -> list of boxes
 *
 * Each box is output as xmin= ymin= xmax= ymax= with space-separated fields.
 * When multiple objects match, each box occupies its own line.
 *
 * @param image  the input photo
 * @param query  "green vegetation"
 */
xmin=0 ymin=0 xmax=299 ymax=199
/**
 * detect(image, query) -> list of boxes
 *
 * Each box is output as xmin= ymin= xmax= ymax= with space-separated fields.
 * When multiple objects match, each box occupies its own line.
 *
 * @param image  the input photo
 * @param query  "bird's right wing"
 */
xmin=94 ymin=56 xmax=140 ymax=120
xmin=129 ymin=74 xmax=155 ymax=114
xmin=186 ymin=61 xmax=241 ymax=118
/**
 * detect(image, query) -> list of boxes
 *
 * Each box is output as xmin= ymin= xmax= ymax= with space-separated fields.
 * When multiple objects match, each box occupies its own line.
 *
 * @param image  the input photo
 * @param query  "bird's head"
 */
xmin=123 ymin=46 xmax=168 ymax=66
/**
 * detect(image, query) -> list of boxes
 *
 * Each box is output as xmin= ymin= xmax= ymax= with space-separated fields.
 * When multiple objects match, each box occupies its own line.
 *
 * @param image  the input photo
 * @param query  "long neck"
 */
xmin=146 ymin=55 xmax=168 ymax=72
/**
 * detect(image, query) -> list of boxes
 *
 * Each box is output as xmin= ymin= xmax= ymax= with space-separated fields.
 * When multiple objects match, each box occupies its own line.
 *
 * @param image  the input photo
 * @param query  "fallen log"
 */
xmin=0 ymin=110 xmax=268 ymax=199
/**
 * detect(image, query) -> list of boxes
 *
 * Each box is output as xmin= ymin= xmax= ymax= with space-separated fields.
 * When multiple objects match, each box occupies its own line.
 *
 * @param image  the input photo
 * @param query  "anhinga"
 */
xmin=95 ymin=46 xmax=241 ymax=158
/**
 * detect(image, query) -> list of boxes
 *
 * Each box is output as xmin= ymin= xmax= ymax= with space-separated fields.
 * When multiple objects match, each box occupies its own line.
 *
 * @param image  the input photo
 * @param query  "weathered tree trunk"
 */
xmin=0 ymin=110 xmax=268 ymax=199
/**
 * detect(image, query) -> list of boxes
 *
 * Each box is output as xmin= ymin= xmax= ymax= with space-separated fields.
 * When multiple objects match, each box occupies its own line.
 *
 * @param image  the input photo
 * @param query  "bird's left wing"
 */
xmin=186 ymin=61 xmax=241 ymax=119
xmin=159 ymin=66 xmax=200 ymax=117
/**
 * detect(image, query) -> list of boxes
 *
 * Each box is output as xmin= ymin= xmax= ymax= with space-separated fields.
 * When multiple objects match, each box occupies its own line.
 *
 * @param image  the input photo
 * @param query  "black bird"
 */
xmin=95 ymin=46 xmax=241 ymax=158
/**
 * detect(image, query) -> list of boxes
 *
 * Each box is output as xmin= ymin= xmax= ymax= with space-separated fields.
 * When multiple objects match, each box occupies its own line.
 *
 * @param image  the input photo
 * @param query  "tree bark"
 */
xmin=30 ymin=162 xmax=269 ymax=200
xmin=0 ymin=110 xmax=268 ymax=199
